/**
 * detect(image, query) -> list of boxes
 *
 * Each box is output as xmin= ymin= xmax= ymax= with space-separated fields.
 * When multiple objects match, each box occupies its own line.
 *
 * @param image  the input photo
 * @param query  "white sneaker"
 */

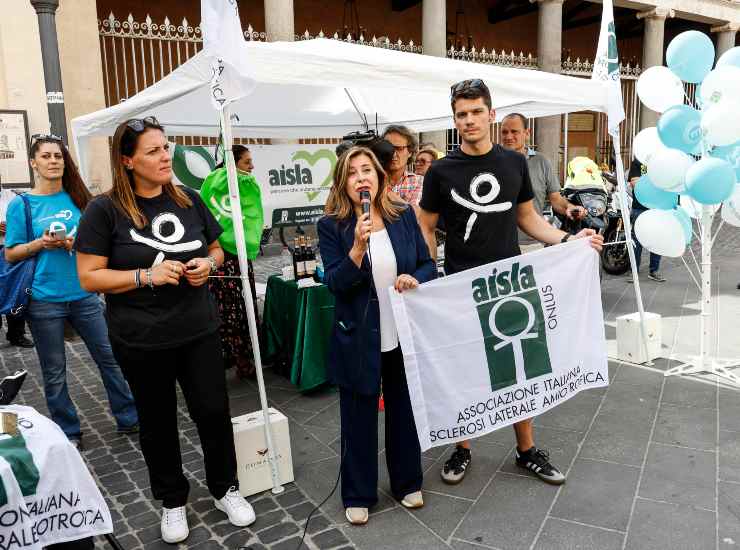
xmin=161 ymin=506 xmax=188 ymax=544
xmin=214 ymin=486 xmax=256 ymax=527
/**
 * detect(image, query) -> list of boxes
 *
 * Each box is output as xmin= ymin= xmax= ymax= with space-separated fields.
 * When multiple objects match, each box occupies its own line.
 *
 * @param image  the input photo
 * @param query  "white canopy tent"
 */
xmin=72 ymin=38 xmax=609 ymax=179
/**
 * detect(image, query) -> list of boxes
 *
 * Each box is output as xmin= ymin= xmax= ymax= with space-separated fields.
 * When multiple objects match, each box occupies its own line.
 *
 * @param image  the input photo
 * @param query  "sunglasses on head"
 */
xmin=125 ymin=116 xmax=160 ymax=132
xmin=450 ymin=79 xmax=488 ymax=98
xmin=30 ymin=133 xmax=63 ymax=145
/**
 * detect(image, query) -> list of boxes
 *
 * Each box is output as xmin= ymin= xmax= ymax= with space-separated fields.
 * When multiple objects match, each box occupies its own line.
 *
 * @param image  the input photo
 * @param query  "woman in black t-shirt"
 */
xmin=74 ymin=118 xmax=256 ymax=545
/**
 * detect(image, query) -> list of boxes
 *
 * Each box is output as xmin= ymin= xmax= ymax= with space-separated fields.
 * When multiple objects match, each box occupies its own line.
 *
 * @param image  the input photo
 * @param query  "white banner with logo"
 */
xmin=169 ymin=143 xmax=337 ymax=229
xmin=249 ymin=144 xmax=337 ymax=228
xmin=0 ymin=405 xmax=112 ymax=549
xmin=390 ymin=240 xmax=608 ymax=452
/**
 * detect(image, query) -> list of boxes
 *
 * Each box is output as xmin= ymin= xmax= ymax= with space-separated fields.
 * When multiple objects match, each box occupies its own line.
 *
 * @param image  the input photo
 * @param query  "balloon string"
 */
xmin=680 ymin=255 xmax=702 ymax=291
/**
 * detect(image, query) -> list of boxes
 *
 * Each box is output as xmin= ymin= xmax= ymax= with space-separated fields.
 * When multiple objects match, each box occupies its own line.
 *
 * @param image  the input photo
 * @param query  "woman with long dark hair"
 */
xmin=3 ymin=135 xmax=139 ymax=447
xmin=318 ymin=146 xmax=436 ymax=525
xmin=74 ymin=118 xmax=255 ymax=544
xmin=207 ymin=145 xmax=261 ymax=378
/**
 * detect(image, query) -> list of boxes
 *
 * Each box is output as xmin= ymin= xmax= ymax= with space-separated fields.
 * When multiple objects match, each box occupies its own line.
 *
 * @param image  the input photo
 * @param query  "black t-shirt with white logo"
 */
xmin=75 ymin=187 xmax=223 ymax=350
xmin=420 ymin=145 xmax=534 ymax=275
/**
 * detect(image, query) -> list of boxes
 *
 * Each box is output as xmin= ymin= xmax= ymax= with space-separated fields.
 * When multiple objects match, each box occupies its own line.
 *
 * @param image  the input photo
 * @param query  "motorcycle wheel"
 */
xmin=601 ymin=225 xmax=631 ymax=275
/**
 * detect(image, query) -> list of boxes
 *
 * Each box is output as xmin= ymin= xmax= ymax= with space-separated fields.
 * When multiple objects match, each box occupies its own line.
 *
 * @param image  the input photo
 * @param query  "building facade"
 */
xmin=1 ymin=0 xmax=738 ymax=188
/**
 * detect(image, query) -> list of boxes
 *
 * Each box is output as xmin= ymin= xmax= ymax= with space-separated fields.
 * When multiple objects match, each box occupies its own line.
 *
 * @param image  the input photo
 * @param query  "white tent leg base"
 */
xmin=664 ymin=355 xmax=740 ymax=386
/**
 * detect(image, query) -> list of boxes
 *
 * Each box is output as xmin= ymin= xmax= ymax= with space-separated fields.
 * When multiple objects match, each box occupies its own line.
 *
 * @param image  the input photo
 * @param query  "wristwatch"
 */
xmin=560 ymin=233 xmax=571 ymax=244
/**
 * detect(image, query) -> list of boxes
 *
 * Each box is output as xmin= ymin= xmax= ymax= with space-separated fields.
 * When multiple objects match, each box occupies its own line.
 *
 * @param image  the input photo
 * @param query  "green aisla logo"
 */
xmin=267 ymin=149 xmax=336 ymax=202
xmin=0 ymin=432 xmax=40 ymax=506
xmin=472 ymin=262 xmax=552 ymax=391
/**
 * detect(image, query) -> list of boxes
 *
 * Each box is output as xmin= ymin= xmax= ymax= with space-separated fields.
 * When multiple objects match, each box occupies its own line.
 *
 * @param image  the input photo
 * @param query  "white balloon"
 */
xmin=632 ymin=127 xmax=667 ymax=165
xmin=680 ymin=194 xmax=719 ymax=219
xmin=647 ymin=148 xmax=694 ymax=192
xmin=634 ymin=209 xmax=686 ymax=257
xmin=699 ymin=66 xmax=740 ymax=107
xmin=701 ymin=101 xmax=740 ymax=147
xmin=636 ymin=66 xmax=685 ymax=113
xmin=721 ymin=184 xmax=740 ymax=227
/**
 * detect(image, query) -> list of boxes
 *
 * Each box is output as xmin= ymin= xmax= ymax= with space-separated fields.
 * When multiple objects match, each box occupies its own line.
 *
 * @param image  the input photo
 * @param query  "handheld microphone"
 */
xmin=360 ymin=190 xmax=371 ymax=216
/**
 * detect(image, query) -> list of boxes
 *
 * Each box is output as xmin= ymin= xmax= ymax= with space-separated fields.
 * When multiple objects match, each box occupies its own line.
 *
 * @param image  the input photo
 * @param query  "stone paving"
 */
xmin=1 ymin=224 xmax=739 ymax=549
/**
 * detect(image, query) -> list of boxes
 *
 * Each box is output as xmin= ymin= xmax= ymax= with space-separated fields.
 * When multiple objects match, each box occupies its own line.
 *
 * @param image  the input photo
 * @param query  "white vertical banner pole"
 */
xmin=220 ymin=105 xmax=284 ymax=494
xmin=612 ymin=136 xmax=653 ymax=364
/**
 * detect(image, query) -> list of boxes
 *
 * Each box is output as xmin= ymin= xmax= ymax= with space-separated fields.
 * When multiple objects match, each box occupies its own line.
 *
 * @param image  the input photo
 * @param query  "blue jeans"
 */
xmin=631 ymin=207 xmax=661 ymax=273
xmin=26 ymin=294 xmax=138 ymax=439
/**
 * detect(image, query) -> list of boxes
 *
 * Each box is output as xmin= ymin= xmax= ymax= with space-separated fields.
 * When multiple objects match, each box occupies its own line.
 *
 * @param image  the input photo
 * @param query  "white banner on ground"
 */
xmin=0 ymin=405 xmax=112 ymax=549
xmin=390 ymin=240 xmax=609 ymax=452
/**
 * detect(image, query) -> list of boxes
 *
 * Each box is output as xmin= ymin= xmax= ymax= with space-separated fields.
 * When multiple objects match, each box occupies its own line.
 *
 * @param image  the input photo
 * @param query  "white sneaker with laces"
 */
xmin=214 ymin=486 xmax=256 ymax=527
xmin=161 ymin=505 xmax=189 ymax=544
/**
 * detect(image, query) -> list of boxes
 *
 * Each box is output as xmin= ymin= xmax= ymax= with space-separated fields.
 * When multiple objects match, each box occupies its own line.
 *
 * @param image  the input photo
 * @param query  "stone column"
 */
xmin=421 ymin=0 xmax=447 ymax=152
xmin=29 ymin=0 xmax=67 ymax=143
xmin=712 ymin=23 xmax=738 ymax=61
xmin=264 ymin=0 xmax=294 ymax=42
xmin=265 ymin=0 xmax=294 ymax=145
xmin=637 ymin=7 xmax=673 ymax=130
xmin=533 ymin=0 xmax=565 ymax=171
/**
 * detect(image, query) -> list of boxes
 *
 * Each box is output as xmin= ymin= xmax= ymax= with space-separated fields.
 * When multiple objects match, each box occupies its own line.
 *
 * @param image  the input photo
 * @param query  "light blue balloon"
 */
xmin=657 ymin=104 xmax=702 ymax=154
xmin=672 ymin=208 xmax=693 ymax=244
xmin=709 ymin=142 xmax=740 ymax=181
xmin=666 ymin=31 xmax=715 ymax=83
xmin=717 ymin=46 xmax=740 ymax=69
xmin=635 ymin=174 xmax=679 ymax=209
xmin=685 ymin=156 xmax=736 ymax=204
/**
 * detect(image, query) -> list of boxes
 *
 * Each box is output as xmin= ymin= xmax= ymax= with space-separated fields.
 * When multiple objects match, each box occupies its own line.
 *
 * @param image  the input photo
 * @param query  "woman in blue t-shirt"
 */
xmin=3 ymin=135 xmax=138 ymax=447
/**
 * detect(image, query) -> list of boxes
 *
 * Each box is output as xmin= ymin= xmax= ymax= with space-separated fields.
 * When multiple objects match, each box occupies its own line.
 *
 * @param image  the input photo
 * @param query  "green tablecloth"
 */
xmin=262 ymin=275 xmax=335 ymax=392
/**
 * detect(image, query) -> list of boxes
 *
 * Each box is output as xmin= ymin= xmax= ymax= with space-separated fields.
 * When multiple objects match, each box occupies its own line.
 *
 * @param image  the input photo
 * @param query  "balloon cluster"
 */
xmin=632 ymin=31 xmax=740 ymax=257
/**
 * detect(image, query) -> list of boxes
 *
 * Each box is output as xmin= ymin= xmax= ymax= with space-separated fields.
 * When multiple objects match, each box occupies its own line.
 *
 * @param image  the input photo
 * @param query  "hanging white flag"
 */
xmin=592 ymin=0 xmax=625 ymax=137
xmin=200 ymin=0 xmax=256 ymax=111
xmin=390 ymin=241 xmax=608 ymax=452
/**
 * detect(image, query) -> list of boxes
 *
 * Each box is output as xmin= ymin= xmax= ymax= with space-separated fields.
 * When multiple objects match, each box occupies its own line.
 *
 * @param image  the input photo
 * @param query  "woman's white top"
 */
xmin=368 ymin=228 xmax=399 ymax=352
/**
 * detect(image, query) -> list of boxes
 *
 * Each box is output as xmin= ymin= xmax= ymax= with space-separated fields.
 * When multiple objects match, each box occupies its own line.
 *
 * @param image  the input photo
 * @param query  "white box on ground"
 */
xmin=232 ymin=408 xmax=294 ymax=497
xmin=616 ymin=312 xmax=662 ymax=363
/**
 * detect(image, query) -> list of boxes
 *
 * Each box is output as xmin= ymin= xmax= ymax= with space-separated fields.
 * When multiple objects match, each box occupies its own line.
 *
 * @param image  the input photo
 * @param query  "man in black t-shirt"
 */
xmin=418 ymin=79 xmax=604 ymax=487
xmin=627 ymin=158 xmax=665 ymax=282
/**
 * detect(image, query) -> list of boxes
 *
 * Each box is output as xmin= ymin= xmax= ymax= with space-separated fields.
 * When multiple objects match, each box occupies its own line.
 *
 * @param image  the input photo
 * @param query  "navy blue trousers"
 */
xmin=340 ymin=346 xmax=422 ymax=508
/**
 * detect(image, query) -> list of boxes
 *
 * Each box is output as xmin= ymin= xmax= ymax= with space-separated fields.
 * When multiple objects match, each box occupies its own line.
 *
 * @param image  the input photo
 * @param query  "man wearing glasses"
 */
xmin=382 ymin=125 xmax=424 ymax=206
xmin=417 ymin=79 xmax=603 ymax=487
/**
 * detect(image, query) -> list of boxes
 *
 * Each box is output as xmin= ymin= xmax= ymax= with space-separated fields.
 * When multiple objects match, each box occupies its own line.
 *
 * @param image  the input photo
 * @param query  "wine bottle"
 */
xmin=292 ymin=237 xmax=300 ymax=280
xmin=305 ymin=236 xmax=317 ymax=278
xmin=296 ymin=236 xmax=307 ymax=279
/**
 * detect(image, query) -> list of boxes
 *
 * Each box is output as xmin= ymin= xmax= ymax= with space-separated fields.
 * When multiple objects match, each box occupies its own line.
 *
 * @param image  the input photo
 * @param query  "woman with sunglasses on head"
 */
xmin=318 ymin=146 xmax=436 ymax=525
xmin=3 ymin=135 xmax=139 ymax=447
xmin=74 ymin=118 xmax=256 ymax=544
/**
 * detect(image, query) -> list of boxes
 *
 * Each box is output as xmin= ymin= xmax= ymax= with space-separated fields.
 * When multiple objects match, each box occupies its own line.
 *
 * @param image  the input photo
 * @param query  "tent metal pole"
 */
xmin=612 ymin=136 xmax=653 ymax=365
xmin=220 ymin=105 xmax=284 ymax=494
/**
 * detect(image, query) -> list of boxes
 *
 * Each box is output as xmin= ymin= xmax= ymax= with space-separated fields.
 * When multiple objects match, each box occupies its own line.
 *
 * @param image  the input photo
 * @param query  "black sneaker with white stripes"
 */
xmin=441 ymin=445 xmax=472 ymax=484
xmin=515 ymin=447 xmax=566 ymax=485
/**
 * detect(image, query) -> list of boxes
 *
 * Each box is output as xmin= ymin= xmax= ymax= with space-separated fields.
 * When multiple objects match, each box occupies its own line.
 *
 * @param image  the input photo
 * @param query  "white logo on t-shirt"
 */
xmin=129 ymin=212 xmax=202 ymax=256
xmin=450 ymin=172 xmax=512 ymax=242
xmin=43 ymin=209 xmax=77 ymax=238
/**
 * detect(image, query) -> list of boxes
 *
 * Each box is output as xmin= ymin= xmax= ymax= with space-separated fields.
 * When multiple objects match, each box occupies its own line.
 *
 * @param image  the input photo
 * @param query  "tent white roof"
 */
xmin=72 ymin=38 xmax=609 ymax=175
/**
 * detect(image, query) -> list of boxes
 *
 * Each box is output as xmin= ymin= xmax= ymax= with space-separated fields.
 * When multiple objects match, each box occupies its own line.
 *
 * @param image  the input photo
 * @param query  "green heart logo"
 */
xmin=291 ymin=149 xmax=337 ymax=201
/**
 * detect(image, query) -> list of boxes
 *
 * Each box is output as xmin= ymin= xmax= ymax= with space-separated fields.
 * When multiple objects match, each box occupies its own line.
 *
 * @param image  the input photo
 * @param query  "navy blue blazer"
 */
xmin=317 ymin=206 xmax=436 ymax=395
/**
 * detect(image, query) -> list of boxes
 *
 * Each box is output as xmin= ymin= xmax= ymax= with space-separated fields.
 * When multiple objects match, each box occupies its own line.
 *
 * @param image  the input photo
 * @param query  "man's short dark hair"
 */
xmin=450 ymin=79 xmax=493 ymax=113
xmin=502 ymin=113 xmax=529 ymax=130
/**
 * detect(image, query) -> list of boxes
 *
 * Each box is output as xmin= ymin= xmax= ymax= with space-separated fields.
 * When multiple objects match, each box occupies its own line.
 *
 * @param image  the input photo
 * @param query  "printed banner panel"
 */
xmin=390 ymin=240 xmax=609 ymax=451
xmin=171 ymin=143 xmax=336 ymax=229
